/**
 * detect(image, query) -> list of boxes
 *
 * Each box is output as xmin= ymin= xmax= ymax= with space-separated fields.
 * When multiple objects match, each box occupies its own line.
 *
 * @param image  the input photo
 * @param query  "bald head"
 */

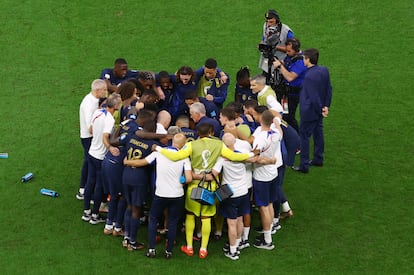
xmin=172 ymin=133 xmax=187 ymax=149
xmin=222 ymin=133 xmax=236 ymax=149
xmin=157 ymin=110 xmax=171 ymax=130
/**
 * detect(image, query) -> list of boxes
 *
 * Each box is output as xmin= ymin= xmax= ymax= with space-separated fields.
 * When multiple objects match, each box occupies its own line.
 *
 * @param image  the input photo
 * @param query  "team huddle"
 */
xmin=77 ymin=9 xmax=332 ymax=261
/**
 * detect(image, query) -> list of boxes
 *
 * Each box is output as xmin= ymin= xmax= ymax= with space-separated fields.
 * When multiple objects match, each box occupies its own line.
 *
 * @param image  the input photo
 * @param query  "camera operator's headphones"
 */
xmin=288 ymin=38 xmax=301 ymax=52
xmin=265 ymin=9 xmax=280 ymax=22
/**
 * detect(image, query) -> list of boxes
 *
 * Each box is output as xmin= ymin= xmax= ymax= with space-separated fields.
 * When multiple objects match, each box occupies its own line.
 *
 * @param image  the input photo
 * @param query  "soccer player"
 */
xmin=154 ymin=123 xmax=257 ymax=259
xmin=117 ymin=81 xmax=139 ymax=122
xmin=102 ymin=112 xmax=140 ymax=236
xmin=194 ymin=58 xmax=229 ymax=109
xmin=234 ymin=66 xmax=257 ymax=104
xmin=175 ymin=115 xmax=197 ymax=141
xmin=121 ymin=110 xmax=161 ymax=251
xmin=100 ymin=58 xmax=138 ymax=94
xmin=124 ymin=133 xmax=192 ymax=259
xmin=155 ymin=66 xmax=198 ymax=122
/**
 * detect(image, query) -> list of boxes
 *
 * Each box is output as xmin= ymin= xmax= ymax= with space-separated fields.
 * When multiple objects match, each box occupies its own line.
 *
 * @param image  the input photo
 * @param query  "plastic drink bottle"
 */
xmin=40 ymin=188 xmax=59 ymax=197
xmin=21 ymin=173 xmax=34 ymax=183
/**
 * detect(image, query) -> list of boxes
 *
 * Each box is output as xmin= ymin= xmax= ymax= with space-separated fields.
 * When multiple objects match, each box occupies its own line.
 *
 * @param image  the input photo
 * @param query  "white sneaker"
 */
xmin=224 ymin=250 xmax=240 ymax=260
xmin=81 ymin=210 xmax=91 ymax=222
xmin=271 ymin=222 xmax=281 ymax=234
xmin=89 ymin=214 xmax=105 ymax=225
xmin=254 ymin=235 xmax=275 ymax=250
xmin=76 ymin=192 xmax=84 ymax=200
xmin=239 ymin=239 xmax=250 ymax=250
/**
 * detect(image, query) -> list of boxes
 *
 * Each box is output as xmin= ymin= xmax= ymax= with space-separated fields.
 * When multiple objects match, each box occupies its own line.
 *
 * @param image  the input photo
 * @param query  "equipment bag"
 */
xmin=190 ymin=173 xmax=215 ymax=205
xmin=213 ymin=174 xmax=233 ymax=202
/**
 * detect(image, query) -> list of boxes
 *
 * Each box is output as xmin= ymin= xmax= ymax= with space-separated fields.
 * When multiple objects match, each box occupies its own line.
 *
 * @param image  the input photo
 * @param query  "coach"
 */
xmin=293 ymin=48 xmax=332 ymax=173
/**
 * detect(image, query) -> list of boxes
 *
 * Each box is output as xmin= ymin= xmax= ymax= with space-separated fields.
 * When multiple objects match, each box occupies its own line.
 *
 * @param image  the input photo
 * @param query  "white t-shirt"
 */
xmin=213 ymin=156 xmax=248 ymax=198
xmin=145 ymin=150 xmax=191 ymax=198
xmin=88 ymin=109 xmax=115 ymax=160
xmin=156 ymin=123 xmax=168 ymax=134
xmin=252 ymin=126 xmax=281 ymax=181
xmin=234 ymin=139 xmax=253 ymax=189
xmin=79 ymin=92 xmax=99 ymax=138
xmin=270 ymin=123 xmax=283 ymax=168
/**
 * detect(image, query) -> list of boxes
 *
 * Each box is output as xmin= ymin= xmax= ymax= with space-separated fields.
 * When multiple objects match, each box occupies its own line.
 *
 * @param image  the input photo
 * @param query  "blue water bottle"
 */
xmin=179 ymin=167 xmax=185 ymax=184
xmin=21 ymin=172 xmax=34 ymax=183
xmin=40 ymin=188 xmax=59 ymax=197
xmin=0 ymin=153 xmax=8 ymax=158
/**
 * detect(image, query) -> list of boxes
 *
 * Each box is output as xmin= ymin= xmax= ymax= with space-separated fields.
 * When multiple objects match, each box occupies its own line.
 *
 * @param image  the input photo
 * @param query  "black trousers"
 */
xmin=283 ymin=94 xmax=300 ymax=132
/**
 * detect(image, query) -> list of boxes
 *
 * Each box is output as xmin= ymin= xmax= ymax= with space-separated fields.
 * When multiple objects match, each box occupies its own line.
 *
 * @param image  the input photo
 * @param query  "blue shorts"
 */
xmin=219 ymin=194 xmax=250 ymax=219
xmin=123 ymin=184 xmax=147 ymax=207
xmin=253 ymin=178 xmax=277 ymax=207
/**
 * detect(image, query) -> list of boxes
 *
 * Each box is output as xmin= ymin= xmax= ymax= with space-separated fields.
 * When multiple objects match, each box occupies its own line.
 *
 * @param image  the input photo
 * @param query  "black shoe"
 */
xmin=253 ymin=235 xmax=274 ymax=250
xmin=223 ymin=242 xmax=240 ymax=255
xmin=291 ymin=166 xmax=309 ymax=173
xmin=214 ymin=233 xmax=222 ymax=241
xmin=128 ymin=241 xmax=145 ymax=251
xmin=271 ymin=222 xmax=281 ymax=234
xmin=223 ymin=242 xmax=230 ymax=253
xmin=309 ymin=160 xmax=323 ymax=167
xmin=254 ymin=226 xmax=264 ymax=233
xmin=239 ymin=239 xmax=250 ymax=250
xmin=89 ymin=214 xmax=106 ymax=225
xmin=224 ymin=250 xmax=240 ymax=260
xmin=165 ymin=250 xmax=173 ymax=259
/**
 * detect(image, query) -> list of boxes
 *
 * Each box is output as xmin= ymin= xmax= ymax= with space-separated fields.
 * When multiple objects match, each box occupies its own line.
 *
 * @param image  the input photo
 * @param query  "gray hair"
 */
xmin=106 ymin=93 xmax=121 ymax=108
xmin=167 ymin=126 xmax=182 ymax=135
xmin=250 ymin=74 xmax=266 ymax=85
xmin=190 ymin=102 xmax=206 ymax=115
xmin=91 ymin=79 xmax=106 ymax=91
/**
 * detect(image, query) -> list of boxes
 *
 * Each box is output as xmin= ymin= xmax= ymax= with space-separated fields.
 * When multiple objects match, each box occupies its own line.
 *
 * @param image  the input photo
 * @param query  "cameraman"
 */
xmin=258 ymin=9 xmax=294 ymax=75
xmin=272 ymin=38 xmax=306 ymax=132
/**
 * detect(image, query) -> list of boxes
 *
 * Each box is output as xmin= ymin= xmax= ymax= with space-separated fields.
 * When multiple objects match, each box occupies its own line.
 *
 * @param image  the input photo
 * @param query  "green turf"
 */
xmin=1 ymin=0 xmax=413 ymax=274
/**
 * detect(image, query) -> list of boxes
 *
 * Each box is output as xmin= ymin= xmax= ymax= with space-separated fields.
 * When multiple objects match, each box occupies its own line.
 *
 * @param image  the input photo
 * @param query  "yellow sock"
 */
xmin=185 ymin=214 xmax=195 ymax=248
xmin=201 ymin=217 xmax=211 ymax=250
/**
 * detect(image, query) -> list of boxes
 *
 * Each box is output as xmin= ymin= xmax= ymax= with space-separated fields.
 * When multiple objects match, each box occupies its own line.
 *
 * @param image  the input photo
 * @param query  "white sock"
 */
xmin=235 ymin=238 xmax=241 ymax=247
xmin=263 ymin=230 xmax=272 ymax=244
xmin=84 ymin=209 xmax=91 ymax=215
xmin=79 ymin=188 xmax=84 ymax=194
xmin=230 ymin=245 xmax=238 ymax=254
xmin=242 ymin=227 xmax=250 ymax=241
xmin=282 ymin=201 xmax=291 ymax=212
xmin=273 ymin=217 xmax=279 ymax=225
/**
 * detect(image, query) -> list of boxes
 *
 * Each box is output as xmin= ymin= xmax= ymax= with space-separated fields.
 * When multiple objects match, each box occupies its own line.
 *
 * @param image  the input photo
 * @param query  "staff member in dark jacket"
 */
xmin=293 ymin=48 xmax=332 ymax=173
